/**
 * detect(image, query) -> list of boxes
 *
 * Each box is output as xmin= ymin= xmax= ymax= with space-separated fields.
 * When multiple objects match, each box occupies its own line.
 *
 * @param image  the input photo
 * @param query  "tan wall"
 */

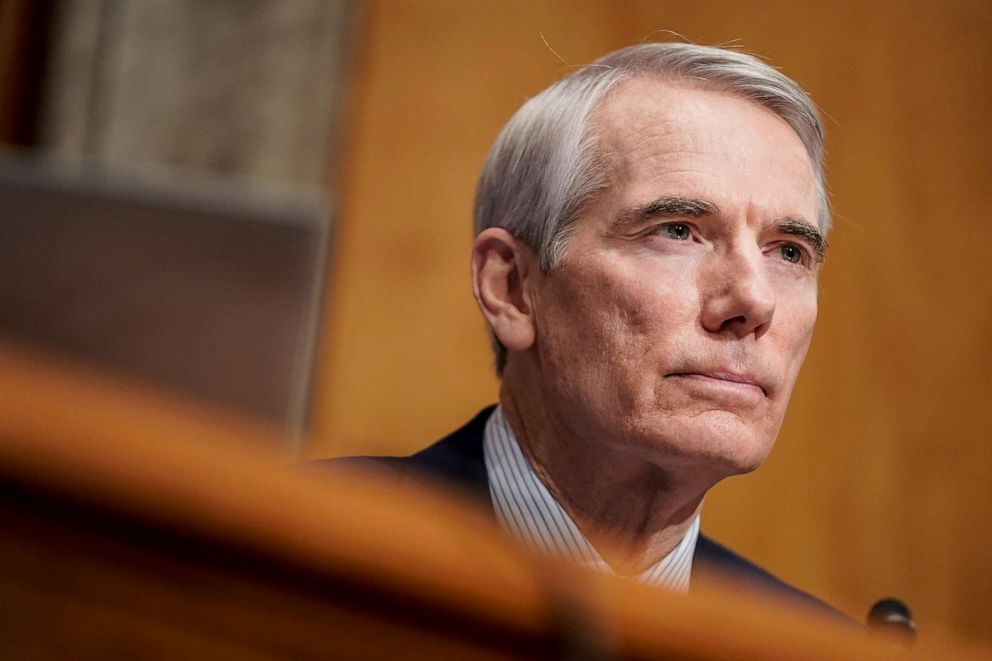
xmin=309 ymin=0 xmax=992 ymax=644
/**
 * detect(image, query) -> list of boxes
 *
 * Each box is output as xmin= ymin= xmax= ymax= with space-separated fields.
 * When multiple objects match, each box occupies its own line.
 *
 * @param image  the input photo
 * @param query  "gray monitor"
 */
xmin=0 ymin=155 xmax=332 ymax=450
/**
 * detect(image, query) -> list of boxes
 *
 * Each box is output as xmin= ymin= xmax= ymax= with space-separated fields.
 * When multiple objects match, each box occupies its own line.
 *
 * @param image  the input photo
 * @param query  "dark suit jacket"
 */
xmin=328 ymin=406 xmax=844 ymax=619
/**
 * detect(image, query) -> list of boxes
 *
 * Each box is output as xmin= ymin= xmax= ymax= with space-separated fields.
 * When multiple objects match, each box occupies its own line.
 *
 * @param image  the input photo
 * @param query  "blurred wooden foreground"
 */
xmin=0 ymin=342 xmax=986 ymax=659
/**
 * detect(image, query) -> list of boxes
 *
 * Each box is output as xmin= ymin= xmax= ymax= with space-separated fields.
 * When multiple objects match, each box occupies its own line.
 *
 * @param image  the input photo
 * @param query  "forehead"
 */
xmin=590 ymin=77 xmax=818 ymax=224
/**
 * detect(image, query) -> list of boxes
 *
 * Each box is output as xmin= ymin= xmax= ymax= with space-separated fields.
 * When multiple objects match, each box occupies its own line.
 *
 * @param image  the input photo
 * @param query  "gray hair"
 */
xmin=475 ymin=42 xmax=829 ymax=373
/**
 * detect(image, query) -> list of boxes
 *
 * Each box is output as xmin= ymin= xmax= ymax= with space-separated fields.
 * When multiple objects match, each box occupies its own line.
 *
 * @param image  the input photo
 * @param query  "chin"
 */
xmin=702 ymin=416 xmax=778 ymax=474
xmin=719 ymin=446 xmax=770 ymax=475
xmin=687 ymin=438 xmax=771 ymax=478
xmin=627 ymin=411 xmax=778 ymax=478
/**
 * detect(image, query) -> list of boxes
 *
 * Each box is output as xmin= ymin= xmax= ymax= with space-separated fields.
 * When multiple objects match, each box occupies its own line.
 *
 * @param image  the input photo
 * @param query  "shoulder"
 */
xmin=694 ymin=534 xmax=851 ymax=622
xmin=312 ymin=406 xmax=495 ymax=505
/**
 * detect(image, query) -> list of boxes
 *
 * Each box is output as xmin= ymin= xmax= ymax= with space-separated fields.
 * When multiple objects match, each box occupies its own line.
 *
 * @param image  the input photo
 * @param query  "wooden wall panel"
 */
xmin=310 ymin=0 xmax=992 ymax=645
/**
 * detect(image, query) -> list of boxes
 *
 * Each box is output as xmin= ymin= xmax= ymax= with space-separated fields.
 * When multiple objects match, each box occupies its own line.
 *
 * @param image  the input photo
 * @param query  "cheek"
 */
xmin=540 ymin=268 xmax=693 ymax=393
xmin=786 ymin=292 xmax=818 ymax=351
xmin=535 ymin=271 xmax=635 ymax=378
xmin=578 ymin=270 xmax=667 ymax=345
xmin=540 ymin=280 xmax=630 ymax=362
xmin=772 ymin=292 xmax=818 ymax=387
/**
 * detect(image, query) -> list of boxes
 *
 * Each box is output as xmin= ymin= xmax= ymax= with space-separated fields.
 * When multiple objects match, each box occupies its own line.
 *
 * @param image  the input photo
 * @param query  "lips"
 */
xmin=669 ymin=370 xmax=768 ymax=396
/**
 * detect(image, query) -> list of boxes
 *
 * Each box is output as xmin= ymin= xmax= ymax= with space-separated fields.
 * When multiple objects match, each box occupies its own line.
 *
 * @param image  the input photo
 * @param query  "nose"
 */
xmin=699 ymin=247 xmax=776 ymax=339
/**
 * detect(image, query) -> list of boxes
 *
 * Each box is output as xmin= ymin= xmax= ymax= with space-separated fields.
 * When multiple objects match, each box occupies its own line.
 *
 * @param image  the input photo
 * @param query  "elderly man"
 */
xmin=341 ymin=42 xmax=831 ymax=609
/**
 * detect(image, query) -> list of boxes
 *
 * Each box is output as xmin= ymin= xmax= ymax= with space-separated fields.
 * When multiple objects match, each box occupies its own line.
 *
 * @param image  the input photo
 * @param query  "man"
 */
xmin=338 ymin=43 xmax=833 ymax=611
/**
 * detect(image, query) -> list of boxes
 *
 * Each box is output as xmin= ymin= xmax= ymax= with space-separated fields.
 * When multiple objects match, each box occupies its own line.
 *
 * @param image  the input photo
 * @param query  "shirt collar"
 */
xmin=482 ymin=405 xmax=699 ymax=592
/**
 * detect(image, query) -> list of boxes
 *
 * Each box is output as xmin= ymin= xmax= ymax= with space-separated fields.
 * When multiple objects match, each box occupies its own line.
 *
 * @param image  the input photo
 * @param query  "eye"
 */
xmin=662 ymin=222 xmax=692 ymax=241
xmin=779 ymin=243 xmax=806 ymax=264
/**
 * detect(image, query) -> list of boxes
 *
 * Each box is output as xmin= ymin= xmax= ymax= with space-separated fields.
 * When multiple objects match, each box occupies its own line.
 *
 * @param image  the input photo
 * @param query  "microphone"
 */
xmin=867 ymin=597 xmax=916 ymax=641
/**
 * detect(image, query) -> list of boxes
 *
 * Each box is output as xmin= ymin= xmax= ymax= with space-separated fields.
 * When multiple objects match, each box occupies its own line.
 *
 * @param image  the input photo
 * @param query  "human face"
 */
xmin=527 ymin=78 xmax=822 ymax=477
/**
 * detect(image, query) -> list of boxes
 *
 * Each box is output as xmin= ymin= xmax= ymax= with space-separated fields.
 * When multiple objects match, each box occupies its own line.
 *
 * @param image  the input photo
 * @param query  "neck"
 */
xmin=499 ymin=379 xmax=712 ymax=575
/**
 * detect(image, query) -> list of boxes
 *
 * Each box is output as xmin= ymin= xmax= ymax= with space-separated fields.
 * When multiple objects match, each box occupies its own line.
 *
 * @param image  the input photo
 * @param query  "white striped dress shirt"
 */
xmin=483 ymin=406 xmax=700 ymax=592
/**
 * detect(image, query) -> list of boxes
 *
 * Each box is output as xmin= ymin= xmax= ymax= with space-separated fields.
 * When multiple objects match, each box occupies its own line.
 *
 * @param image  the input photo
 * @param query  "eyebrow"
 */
xmin=610 ymin=196 xmax=828 ymax=260
xmin=778 ymin=217 xmax=828 ymax=261
xmin=610 ymin=196 xmax=719 ymax=233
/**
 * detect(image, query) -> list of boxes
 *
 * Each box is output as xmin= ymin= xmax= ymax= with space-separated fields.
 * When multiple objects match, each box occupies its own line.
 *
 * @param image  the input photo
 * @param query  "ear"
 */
xmin=471 ymin=228 xmax=536 ymax=353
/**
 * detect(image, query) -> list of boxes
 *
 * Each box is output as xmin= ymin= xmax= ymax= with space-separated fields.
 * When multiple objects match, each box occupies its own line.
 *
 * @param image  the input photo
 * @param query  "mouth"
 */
xmin=669 ymin=370 xmax=768 ymax=397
